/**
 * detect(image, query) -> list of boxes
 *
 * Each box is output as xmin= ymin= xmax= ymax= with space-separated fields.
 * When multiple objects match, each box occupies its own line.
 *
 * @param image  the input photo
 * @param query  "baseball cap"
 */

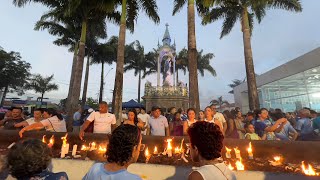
xmin=88 ymin=108 xmax=94 ymax=113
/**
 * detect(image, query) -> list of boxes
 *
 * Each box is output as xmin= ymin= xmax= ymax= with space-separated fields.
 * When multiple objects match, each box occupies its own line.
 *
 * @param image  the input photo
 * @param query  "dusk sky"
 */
xmin=1 ymin=0 xmax=320 ymax=109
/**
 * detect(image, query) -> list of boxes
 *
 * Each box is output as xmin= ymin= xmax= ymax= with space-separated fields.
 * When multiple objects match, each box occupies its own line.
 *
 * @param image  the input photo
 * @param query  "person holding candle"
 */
xmin=7 ymin=139 xmax=68 ymax=179
xmin=183 ymin=108 xmax=198 ymax=135
xmin=83 ymin=124 xmax=143 ymax=180
xmin=19 ymin=108 xmax=66 ymax=137
xmin=79 ymin=101 xmax=116 ymax=140
xmin=123 ymin=109 xmax=146 ymax=130
xmin=187 ymin=121 xmax=236 ymax=180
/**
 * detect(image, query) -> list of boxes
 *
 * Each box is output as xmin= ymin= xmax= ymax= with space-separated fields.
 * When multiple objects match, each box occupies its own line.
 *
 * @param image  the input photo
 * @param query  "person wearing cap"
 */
xmin=147 ymin=106 xmax=170 ymax=136
xmin=73 ymin=107 xmax=83 ymax=133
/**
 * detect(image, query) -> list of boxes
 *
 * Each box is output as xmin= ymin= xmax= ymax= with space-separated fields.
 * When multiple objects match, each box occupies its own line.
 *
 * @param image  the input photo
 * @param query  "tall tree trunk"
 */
xmin=138 ymin=70 xmax=141 ymax=103
xmin=81 ymin=55 xmax=90 ymax=107
xmin=67 ymin=20 xmax=87 ymax=131
xmin=0 ymin=86 xmax=8 ymax=106
xmin=188 ymin=0 xmax=200 ymax=112
xmin=40 ymin=93 xmax=44 ymax=108
xmin=242 ymin=8 xmax=259 ymax=110
xmin=112 ymin=0 xmax=126 ymax=125
xmin=176 ymin=70 xmax=179 ymax=83
xmin=66 ymin=42 xmax=78 ymax=109
xmin=99 ymin=62 xmax=105 ymax=103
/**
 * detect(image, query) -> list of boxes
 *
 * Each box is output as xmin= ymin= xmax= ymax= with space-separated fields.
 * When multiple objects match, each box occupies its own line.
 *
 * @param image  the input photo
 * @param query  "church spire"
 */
xmin=162 ymin=23 xmax=171 ymax=46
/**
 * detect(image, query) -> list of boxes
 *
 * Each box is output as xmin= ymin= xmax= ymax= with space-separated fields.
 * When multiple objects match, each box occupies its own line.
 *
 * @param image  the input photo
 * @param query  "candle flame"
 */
xmin=174 ymin=147 xmax=181 ymax=154
xmin=235 ymin=158 xmax=245 ymax=171
xmin=274 ymin=156 xmax=281 ymax=162
xmin=234 ymin=147 xmax=240 ymax=154
xmin=145 ymin=147 xmax=150 ymax=157
xmin=247 ymin=142 xmax=252 ymax=154
xmin=98 ymin=145 xmax=107 ymax=153
xmin=81 ymin=145 xmax=88 ymax=151
xmin=153 ymin=146 xmax=158 ymax=154
xmin=48 ymin=135 xmax=54 ymax=147
xmin=61 ymin=133 xmax=68 ymax=147
xmin=42 ymin=135 xmax=46 ymax=143
xmin=225 ymin=146 xmax=232 ymax=152
xmin=301 ymin=161 xmax=319 ymax=176
xmin=166 ymin=139 xmax=173 ymax=150
xmin=228 ymin=163 xmax=234 ymax=171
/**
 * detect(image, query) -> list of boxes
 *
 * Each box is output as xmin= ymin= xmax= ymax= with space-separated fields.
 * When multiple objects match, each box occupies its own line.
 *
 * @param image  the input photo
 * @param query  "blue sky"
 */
xmin=1 ymin=0 xmax=320 ymax=109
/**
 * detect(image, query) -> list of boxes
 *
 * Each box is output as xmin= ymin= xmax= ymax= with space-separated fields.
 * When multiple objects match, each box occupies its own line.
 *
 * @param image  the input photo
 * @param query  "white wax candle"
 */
xmin=64 ymin=144 xmax=70 ymax=155
xmin=226 ymin=152 xmax=231 ymax=158
xmin=72 ymin=144 xmax=77 ymax=156
xmin=167 ymin=149 xmax=172 ymax=157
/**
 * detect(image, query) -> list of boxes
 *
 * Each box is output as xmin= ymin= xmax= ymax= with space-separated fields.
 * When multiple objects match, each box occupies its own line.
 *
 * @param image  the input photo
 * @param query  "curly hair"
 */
xmin=7 ymin=139 xmax=52 ymax=179
xmin=187 ymin=121 xmax=224 ymax=160
xmin=107 ymin=124 xmax=141 ymax=166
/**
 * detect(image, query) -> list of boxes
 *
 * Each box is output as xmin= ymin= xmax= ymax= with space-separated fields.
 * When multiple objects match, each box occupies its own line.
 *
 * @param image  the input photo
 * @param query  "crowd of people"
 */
xmin=1 ymin=101 xmax=320 ymax=179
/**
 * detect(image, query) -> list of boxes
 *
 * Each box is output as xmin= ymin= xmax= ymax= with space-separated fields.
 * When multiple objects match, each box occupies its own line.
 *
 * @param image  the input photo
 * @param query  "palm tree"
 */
xmin=210 ymin=96 xmax=229 ymax=112
xmin=173 ymin=0 xmax=210 ymax=112
xmin=26 ymin=74 xmax=59 ymax=105
xmin=228 ymin=79 xmax=244 ymax=94
xmin=201 ymin=0 xmax=302 ymax=110
xmin=112 ymin=0 xmax=160 ymax=124
xmin=175 ymin=48 xmax=188 ymax=83
xmin=197 ymin=49 xmax=216 ymax=77
xmin=124 ymin=40 xmax=155 ymax=103
xmin=91 ymin=36 xmax=118 ymax=103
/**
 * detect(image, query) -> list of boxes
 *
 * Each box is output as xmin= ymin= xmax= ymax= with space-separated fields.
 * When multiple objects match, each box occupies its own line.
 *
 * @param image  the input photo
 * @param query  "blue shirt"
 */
xmin=295 ymin=118 xmax=313 ymax=135
xmin=275 ymin=122 xmax=297 ymax=141
xmin=83 ymin=163 xmax=142 ymax=180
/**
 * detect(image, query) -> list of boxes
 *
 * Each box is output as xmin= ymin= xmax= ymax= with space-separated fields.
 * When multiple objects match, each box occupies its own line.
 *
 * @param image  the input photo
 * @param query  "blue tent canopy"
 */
xmin=122 ymin=99 xmax=144 ymax=109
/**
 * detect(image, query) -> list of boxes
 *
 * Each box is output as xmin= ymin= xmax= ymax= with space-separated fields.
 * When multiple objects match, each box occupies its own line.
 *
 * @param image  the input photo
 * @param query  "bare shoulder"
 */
xmin=188 ymin=171 xmax=204 ymax=180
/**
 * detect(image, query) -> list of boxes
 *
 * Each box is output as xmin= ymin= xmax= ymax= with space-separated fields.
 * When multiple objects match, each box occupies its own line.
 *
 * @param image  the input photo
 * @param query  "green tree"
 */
xmin=26 ymin=74 xmax=59 ymax=105
xmin=0 ymin=47 xmax=31 ymax=106
xmin=173 ymin=0 xmax=210 ymax=112
xmin=201 ymin=0 xmax=302 ymax=110
xmin=124 ymin=40 xmax=154 ymax=103
xmin=86 ymin=97 xmax=99 ymax=110
xmin=91 ymin=36 xmax=118 ymax=103
xmin=210 ymin=96 xmax=229 ymax=112
xmin=228 ymin=79 xmax=244 ymax=94
xmin=112 ymin=0 xmax=160 ymax=124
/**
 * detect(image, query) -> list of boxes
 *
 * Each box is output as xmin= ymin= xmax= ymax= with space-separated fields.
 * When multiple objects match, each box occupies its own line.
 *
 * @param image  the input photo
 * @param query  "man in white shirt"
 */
xmin=137 ymin=107 xmax=150 ymax=135
xmin=147 ymin=106 xmax=169 ymax=136
xmin=210 ymin=105 xmax=227 ymax=134
xmin=79 ymin=101 xmax=116 ymax=140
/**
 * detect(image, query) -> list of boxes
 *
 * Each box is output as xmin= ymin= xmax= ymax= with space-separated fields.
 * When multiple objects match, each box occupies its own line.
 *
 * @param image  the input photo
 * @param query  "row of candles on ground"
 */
xmin=42 ymin=134 xmax=107 ymax=158
xmin=225 ymin=142 xmax=319 ymax=176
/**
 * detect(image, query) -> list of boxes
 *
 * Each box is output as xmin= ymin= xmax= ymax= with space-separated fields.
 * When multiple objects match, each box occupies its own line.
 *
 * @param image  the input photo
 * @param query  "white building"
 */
xmin=234 ymin=47 xmax=320 ymax=113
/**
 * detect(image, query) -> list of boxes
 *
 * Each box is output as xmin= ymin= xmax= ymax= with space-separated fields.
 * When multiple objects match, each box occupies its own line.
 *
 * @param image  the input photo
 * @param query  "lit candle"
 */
xmin=72 ymin=144 xmax=77 ymax=156
xmin=48 ymin=135 xmax=54 ymax=148
xmin=145 ymin=147 xmax=151 ymax=163
xmin=174 ymin=147 xmax=180 ymax=154
xmin=90 ymin=142 xmax=96 ymax=151
xmin=166 ymin=139 xmax=173 ymax=157
xmin=60 ymin=133 xmax=69 ymax=158
xmin=247 ymin=142 xmax=253 ymax=159
xmin=234 ymin=147 xmax=241 ymax=159
xmin=235 ymin=158 xmax=245 ymax=170
xmin=42 ymin=135 xmax=46 ymax=143
xmin=225 ymin=147 xmax=232 ymax=159
xmin=81 ymin=145 xmax=88 ymax=151
xmin=153 ymin=146 xmax=158 ymax=155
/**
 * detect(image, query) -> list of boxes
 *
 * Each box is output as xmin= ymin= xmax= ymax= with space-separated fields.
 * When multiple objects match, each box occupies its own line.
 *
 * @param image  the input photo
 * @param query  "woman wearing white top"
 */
xmin=19 ymin=108 xmax=67 ymax=137
xmin=187 ymin=121 xmax=236 ymax=180
xmin=183 ymin=108 xmax=197 ymax=135
xmin=204 ymin=107 xmax=224 ymax=134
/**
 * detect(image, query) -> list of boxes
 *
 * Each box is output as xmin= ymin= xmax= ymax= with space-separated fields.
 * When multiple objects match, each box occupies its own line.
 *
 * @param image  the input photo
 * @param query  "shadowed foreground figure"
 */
xmin=83 ymin=124 xmax=143 ymax=180
xmin=7 ymin=139 xmax=68 ymax=180
xmin=188 ymin=121 xmax=236 ymax=180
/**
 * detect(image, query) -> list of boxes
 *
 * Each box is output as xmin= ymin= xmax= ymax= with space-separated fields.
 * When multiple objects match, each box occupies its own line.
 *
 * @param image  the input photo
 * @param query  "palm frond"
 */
xmin=173 ymin=0 xmax=187 ymax=15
